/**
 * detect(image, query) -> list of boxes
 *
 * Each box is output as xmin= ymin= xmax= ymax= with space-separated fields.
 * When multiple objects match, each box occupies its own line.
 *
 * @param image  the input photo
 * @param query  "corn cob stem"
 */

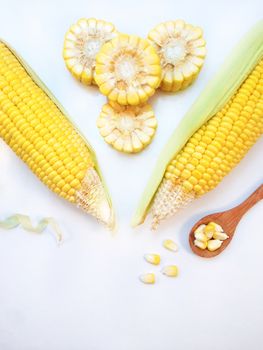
xmin=0 ymin=39 xmax=115 ymax=229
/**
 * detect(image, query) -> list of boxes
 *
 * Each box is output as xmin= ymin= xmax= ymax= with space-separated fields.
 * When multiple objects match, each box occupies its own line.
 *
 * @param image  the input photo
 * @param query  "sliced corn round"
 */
xmin=63 ymin=18 xmax=118 ymax=85
xmin=95 ymin=34 xmax=162 ymax=105
xmin=148 ymin=20 xmax=206 ymax=92
xmin=97 ymin=101 xmax=157 ymax=153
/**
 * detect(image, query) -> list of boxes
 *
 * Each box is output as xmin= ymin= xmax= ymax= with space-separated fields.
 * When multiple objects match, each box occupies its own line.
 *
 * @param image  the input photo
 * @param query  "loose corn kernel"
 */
xmin=139 ymin=273 xmax=155 ymax=284
xmin=161 ymin=265 xmax=179 ymax=277
xmin=163 ymin=239 xmax=178 ymax=252
xmin=144 ymin=254 xmax=161 ymax=265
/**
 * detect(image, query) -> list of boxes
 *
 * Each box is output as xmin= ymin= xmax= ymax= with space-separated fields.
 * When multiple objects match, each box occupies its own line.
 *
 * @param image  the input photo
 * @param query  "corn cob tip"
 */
xmin=151 ymin=179 xmax=194 ymax=230
xmin=75 ymin=168 xmax=115 ymax=229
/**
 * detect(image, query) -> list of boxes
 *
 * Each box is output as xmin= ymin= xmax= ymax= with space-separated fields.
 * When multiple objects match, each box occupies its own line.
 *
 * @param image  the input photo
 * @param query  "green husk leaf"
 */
xmin=0 ymin=214 xmax=63 ymax=244
xmin=132 ymin=20 xmax=263 ymax=227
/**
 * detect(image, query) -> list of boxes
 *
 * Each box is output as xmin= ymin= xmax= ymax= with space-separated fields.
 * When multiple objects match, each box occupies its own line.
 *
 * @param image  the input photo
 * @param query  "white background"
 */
xmin=0 ymin=0 xmax=263 ymax=349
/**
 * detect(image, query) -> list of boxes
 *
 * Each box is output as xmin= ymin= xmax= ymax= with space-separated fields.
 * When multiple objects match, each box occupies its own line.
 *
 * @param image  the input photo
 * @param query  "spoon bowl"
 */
xmin=189 ymin=184 xmax=263 ymax=258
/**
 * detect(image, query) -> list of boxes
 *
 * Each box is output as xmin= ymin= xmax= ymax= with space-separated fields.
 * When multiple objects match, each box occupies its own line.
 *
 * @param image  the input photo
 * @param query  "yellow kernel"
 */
xmin=161 ymin=265 xmax=178 ymax=277
xmin=139 ymin=273 xmax=155 ymax=284
xmin=163 ymin=239 xmax=178 ymax=252
xmin=144 ymin=254 xmax=161 ymax=265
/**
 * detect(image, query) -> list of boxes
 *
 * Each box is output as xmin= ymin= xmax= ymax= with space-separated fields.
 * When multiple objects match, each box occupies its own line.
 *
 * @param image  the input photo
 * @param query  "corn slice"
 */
xmin=162 ymin=239 xmax=178 ymax=252
xmin=95 ymin=34 xmax=161 ymax=105
xmin=139 ymin=273 xmax=155 ymax=284
xmin=161 ymin=265 xmax=179 ymax=277
xmin=144 ymin=253 xmax=161 ymax=265
xmin=63 ymin=17 xmax=118 ymax=85
xmin=148 ymin=20 xmax=206 ymax=92
xmin=97 ymin=101 xmax=157 ymax=153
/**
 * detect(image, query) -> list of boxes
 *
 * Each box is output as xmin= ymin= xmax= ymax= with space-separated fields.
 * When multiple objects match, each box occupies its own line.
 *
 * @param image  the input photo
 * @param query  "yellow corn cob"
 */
xmin=0 ymin=40 xmax=114 ymax=229
xmin=132 ymin=21 xmax=263 ymax=229
xmin=151 ymin=59 xmax=262 ymax=228
xmin=166 ymin=61 xmax=262 ymax=192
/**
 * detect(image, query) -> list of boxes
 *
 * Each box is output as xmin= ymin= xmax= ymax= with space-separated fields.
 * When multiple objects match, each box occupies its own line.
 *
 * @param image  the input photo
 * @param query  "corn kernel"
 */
xmin=163 ymin=239 xmax=178 ymax=252
xmin=139 ymin=273 xmax=155 ymax=284
xmin=213 ymin=232 xmax=229 ymax=240
xmin=144 ymin=254 xmax=161 ymax=265
xmin=161 ymin=265 xmax=179 ymax=277
xmin=194 ymin=239 xmax=207 ymax=250
xmin=207 ymin=239 xmax=223 ymax=251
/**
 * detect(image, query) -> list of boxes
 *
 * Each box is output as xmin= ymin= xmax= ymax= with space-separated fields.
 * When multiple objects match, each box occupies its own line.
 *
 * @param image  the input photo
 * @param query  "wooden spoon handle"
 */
xmin=227 ymin=183 xmax=263 ymax=225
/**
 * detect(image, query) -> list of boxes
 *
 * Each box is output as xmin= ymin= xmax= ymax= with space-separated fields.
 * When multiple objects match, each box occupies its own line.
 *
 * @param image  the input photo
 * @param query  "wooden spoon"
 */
xmin=189 ymin=184 xmax=263 ymax=258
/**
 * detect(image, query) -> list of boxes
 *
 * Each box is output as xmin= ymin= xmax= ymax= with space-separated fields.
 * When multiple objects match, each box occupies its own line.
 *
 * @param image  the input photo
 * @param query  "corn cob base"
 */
xmin=150 ymin=59 xmax=263 ymax=229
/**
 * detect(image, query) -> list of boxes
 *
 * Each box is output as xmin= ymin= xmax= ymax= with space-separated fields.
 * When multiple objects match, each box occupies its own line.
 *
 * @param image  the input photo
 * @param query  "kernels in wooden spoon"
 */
xmin=139 ymin=273 xmax=155 ymax=284
xmin=194 ymin=222 xmax=229 ymax=252
xmin=194 ymin=239 xmax=207 ymax=250
xmin=144 ymin=253 xmax=161 ymax=265
xmin=161 ymin=265 xmax=179 ymax=277
xmin=213 ymin=232 xmax=229 ymax=240
xmin=207 ymin=239 xmax=223 ymax=251
xmin=163 ymin=239 xmax=178 ymax=252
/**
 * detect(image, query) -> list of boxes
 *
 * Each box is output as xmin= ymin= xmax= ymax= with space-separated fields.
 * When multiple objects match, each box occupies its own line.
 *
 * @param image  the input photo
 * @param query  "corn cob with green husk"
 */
xmin=132 ymin=21 xmax=263 ymax=229
xmin=0 ymin=40 xmax=115 ymax=229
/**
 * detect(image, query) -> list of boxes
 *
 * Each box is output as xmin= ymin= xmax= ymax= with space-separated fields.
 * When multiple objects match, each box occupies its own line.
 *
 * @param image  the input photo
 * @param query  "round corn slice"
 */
xmin=63 ymin=17 xmax=118 ymax=85
xmin=97 ymin=101 xmax=157 ymax=153
xmin=148 ymin=20 xmax=206 ymax=92
xmin=95 ymin=34 xmax=162 ymax=105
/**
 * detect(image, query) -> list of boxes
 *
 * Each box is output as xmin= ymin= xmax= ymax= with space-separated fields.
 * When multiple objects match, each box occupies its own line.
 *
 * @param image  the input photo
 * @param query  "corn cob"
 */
xmin=132 ymin=21 xmax=263 ymax=229
xmin=0 ymin=40 xmax=114 ymax=229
